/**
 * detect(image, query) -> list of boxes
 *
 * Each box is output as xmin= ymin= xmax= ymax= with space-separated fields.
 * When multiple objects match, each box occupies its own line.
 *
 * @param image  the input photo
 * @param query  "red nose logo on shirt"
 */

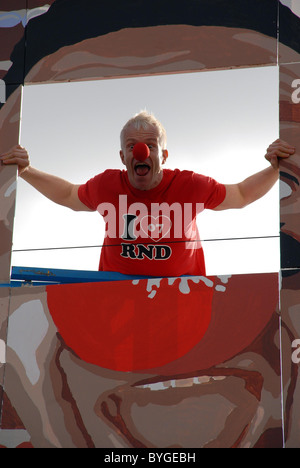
xmin=140 ymin=215 xmax=172 ymax=241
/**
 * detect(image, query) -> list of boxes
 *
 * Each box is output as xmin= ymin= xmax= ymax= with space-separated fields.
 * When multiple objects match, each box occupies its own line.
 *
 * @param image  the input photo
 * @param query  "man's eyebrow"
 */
xmin=125 ymin=138 xmax=157 ymax=144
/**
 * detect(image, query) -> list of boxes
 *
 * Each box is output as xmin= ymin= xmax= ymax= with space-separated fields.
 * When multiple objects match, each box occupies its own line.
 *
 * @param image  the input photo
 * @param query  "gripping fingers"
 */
xmin=0 ymin=146 xmax=30 ymax=173
xmin=265 ymin=139 xmax=295 ymax=167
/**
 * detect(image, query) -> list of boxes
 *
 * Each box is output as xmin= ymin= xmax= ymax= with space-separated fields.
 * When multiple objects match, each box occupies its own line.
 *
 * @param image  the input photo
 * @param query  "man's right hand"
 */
xmin=0 ymin=144 xmax=30 ymax=175
xmin=0 ymin=146 xmax=91 ymax=212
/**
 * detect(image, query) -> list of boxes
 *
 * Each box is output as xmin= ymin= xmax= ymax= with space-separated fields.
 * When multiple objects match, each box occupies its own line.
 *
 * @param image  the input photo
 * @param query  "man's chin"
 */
xmin=131 ymin=174 xmax=153 ymax=191
xmin=128 ymin=169 xmax=163 ymax=191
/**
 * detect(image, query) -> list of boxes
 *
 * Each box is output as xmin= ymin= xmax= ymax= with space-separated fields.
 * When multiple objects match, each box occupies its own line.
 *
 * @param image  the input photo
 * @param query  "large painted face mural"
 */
xmin=1 ymin=0 xmax=300 ymax=449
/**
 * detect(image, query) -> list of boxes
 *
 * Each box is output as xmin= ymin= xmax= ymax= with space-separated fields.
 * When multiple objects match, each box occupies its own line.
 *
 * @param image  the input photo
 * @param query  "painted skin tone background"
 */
xmin=1 ymin=7 xmax=300 ymax=446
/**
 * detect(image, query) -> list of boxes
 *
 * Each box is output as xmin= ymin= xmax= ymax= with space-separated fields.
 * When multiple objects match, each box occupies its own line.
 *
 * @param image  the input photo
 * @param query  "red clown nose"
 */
xmin=133 ymin=142 xmax=150 ymax=161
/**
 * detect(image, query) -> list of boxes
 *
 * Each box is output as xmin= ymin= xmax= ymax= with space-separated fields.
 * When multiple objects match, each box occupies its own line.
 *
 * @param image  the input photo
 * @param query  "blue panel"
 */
xmin=9 ymin=265 xmax=150 ymax=286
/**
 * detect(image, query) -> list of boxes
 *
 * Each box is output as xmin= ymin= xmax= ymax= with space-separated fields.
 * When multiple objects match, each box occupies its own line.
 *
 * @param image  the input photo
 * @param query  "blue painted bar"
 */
xmin=5 ymin=266 xmax=151 ymax=287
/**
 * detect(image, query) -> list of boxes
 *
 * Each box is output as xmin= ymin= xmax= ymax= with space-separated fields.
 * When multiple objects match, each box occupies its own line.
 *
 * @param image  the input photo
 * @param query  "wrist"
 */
xmin=19 ymin=164 xmax=32 ymax=178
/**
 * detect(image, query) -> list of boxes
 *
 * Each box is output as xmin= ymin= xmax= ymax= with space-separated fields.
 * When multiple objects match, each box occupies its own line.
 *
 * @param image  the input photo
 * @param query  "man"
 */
xmin=0 ymin=111 xmax=295 ymax=276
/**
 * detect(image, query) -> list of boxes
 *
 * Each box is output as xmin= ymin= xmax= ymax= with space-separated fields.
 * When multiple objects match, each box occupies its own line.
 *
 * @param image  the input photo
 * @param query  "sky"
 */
xmin=12 ymin=65 xmax=280 ymax=276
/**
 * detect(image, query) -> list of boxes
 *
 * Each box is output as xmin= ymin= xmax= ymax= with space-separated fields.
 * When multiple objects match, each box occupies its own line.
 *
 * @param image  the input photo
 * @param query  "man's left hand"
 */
xmin=265 ymin=139 xmax=295 ymax=169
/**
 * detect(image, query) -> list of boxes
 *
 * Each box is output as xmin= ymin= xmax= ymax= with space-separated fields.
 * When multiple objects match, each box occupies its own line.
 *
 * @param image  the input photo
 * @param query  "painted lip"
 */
xmin=96 ymin=366 xmax=264 ymax=449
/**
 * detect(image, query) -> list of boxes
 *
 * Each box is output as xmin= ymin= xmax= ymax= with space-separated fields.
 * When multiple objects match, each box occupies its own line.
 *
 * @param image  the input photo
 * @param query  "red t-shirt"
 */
xmin=78 ymin=169 xmax=226 ymax=277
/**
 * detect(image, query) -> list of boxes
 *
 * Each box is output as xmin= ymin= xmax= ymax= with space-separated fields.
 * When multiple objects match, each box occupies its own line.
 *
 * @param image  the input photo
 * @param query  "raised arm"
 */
xmin=214 ymin=139 xmax=295 ymax=211
xmin=0 ymin=145 xmax=91 ymax=212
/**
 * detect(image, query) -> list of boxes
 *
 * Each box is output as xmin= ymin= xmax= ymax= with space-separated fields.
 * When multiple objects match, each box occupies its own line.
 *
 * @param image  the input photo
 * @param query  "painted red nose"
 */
xmin=133 ymin=142 xmax=150 ymax=161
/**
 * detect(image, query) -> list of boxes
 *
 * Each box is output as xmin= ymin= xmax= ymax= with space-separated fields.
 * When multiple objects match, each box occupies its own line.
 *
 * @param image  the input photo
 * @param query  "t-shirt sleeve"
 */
xmin=78 ymin=173 xmax=104 ymax=211
xmin=192 ymin=172 xmax=226 ymax=209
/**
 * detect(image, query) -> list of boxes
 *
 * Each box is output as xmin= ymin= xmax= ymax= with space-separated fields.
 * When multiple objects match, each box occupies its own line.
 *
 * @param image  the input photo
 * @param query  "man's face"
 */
xmin=120 ymin=124 xmax=168 ymax=191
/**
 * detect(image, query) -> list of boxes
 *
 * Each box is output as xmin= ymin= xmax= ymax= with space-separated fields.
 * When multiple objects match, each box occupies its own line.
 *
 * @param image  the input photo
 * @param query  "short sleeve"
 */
xmin=78 ymin=173 xmax=104 ymax=211
xmin=191 ymin=172 xmax=226 ymax=209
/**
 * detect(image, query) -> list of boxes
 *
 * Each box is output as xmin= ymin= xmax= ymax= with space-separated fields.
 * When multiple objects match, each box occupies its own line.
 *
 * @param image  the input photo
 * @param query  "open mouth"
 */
xmin=97 ymin=367 xmax=263 ymax=449
xmin=134 ymin=374 xmax=227 ymax=391
xmin=134 ymin=161 xmax=151 ymax=176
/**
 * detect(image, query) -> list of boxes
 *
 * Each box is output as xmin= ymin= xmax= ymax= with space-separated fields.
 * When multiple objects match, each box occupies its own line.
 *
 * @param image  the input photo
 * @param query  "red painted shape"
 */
xmin=46 ymin=273 xmax=279 ymax=373
xmin=47 ymin=277 xmax=213 ymax=371
xmin=148 ymin=273 xmax=279 ymax=375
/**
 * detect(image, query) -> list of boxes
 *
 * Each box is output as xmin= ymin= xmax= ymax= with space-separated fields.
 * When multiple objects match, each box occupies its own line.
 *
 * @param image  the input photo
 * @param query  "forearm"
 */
xmin=20 ymin=166 xmax=76 ymax=208
xmin=238 ymin=166 xmax=279 ymax=206
xmin=216 ymin=165 xmax=279 ymax=211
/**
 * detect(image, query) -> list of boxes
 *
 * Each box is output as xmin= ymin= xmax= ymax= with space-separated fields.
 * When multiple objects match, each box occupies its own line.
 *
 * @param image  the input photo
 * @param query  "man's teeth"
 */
xmin=136 ymin=376 xmax=226 ymax=391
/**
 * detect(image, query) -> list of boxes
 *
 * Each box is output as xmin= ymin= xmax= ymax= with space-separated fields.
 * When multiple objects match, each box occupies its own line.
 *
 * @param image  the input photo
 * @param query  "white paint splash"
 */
xmin=132 ymin=275 xmax=231 ymax=299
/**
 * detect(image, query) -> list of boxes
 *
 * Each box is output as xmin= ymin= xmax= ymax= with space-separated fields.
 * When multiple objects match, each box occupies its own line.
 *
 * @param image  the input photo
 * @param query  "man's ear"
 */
xmin=162 ymin=149 xmax=168 ymax=164
xmin=120 ymin=150 xmax=126 ymax=165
